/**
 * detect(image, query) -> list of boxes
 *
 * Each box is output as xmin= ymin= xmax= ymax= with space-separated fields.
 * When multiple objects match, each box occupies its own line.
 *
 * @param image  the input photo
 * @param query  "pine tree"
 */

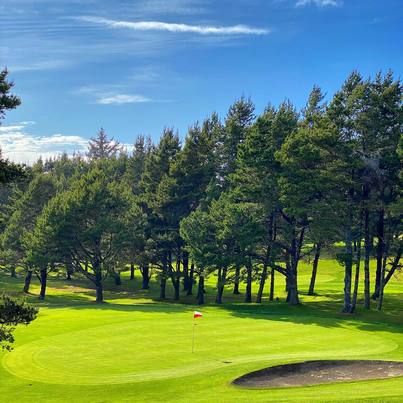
xmin=139 ymin=128 xmax=181 ymax=299
xmin=0 ymin=69 xmax=25 ymax=184
xmin=86 ymin=128 xmax=122 ymax=160
xmin=1 ymin=174 xmax=58 ymax=297
xmin=0 ymin=68 xmax=21 ymax=121
xmin=215 ymin=97 xmax=255 ymax=192
xmin=0 ymin=294 xmax=37 ymax=351
xmin=30 ymin=165 xmax=145 ymax=303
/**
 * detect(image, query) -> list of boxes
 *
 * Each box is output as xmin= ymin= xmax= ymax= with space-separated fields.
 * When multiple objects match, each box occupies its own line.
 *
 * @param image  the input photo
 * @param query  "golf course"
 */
xmin=1 ymin=259 xmax=402 ymax=402
xmin=1 ymin=6 xmax=402 ymax=400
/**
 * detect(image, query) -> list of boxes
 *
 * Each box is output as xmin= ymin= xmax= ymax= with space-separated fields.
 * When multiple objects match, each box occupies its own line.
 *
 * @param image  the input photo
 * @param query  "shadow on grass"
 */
xmin=1 ymin=273 xmax=402 ymax=334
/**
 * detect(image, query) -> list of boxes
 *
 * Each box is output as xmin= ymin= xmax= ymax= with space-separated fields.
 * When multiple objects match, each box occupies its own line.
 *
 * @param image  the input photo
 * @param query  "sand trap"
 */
xmin=233 ymin=360 xmax=403 ymax=388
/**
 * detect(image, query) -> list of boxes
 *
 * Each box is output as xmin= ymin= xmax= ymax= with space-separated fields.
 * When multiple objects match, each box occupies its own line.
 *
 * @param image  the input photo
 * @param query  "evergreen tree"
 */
xmin=0 ymin=68 xmax=21 ymax=120
xmin=1 ymin=174 xmax=58 ymax=297
xmin=30 ymin=165 xmax=145 ymax=302
xmin=0 ymin=293 xmax=37 ymax=351
xmin=215 ymin=97 xmax=255 ymax=192
xmin=138 ymin=129 xmax=181 ymax=299
xmin=0 ymin=69 xmax=25 ymax=184
xmin=232 ymin=101 xmax=299 ymax=303
xmin=87 ymin=128 xmax=122 ymax=160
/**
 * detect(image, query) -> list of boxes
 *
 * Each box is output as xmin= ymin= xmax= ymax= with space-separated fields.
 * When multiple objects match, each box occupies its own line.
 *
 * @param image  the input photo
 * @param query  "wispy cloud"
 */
xmin=96 ymin=94 xmax=151 ymax=104
xmin=9 ymin=60 xmax=72 ymax=73
xmin=73 ymin=85 xmax=153 ymax=105
xmin=296 ymin=0 xmax=341 ymax=6
xmin=133 ymin=0 xmax=208 ymax=16
xmin=0 ymin=122 xmax=88 ymax=164
xmin=129 ymin=66 xmax=162 ymax=83
xmin=76 ymin=16 xmax=270 ymax=35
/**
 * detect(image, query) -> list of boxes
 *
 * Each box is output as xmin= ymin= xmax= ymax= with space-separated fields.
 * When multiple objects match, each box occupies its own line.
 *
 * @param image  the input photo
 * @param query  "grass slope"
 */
xmin=0 ymin=259 xmax=402 ymax=402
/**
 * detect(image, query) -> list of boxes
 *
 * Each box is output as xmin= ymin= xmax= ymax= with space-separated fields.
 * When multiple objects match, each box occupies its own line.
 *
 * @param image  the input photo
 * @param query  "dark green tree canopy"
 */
xmin=0 ymin=68 xmax=21 ymax=120
xmin=0 ymin=294 xmax=38 ymax=350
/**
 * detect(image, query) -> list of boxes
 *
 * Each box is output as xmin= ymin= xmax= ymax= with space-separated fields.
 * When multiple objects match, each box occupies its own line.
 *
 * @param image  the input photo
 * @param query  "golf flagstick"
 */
xmin=192 ymin=311 xmax=202 ymax=353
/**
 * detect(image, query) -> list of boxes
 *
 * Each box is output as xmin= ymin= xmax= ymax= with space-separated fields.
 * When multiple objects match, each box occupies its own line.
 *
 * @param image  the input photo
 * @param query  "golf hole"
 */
xmin=233 ymin=360 xmax=403 ymax=388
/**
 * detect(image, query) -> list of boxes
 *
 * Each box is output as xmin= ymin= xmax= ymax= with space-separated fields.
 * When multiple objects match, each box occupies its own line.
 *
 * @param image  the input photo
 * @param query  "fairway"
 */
xmin=1 ymin=260 xmax=402 ymax=402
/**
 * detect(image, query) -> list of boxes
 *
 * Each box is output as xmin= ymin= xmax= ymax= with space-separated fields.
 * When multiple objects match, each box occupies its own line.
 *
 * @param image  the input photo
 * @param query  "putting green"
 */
xmin=2 ymin=306 xmax=398 ymax=385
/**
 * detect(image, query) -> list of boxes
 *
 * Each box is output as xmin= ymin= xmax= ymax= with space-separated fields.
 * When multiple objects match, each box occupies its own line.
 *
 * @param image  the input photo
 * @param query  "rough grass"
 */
xmin=0 ymin=259 xmax=402 ymax=402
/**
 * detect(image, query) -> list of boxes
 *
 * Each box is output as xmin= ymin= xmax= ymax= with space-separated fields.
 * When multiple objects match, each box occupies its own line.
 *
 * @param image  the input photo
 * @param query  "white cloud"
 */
xmin=96 ymin=94 xmax=151 ymax=105
xmin=0 ymin=125 xmax=25 ymax=133
xmin=73 ymin=86 xmax=153 ymax=105
xmin=19 ymin=120 xmax=36 ymax=125
xmin=296 ymin=0 xmax=341 ymax=6
xmin=0 ymin=122 xmax=88 ymax=164
xmin=76 ymin=16 xmax=270 ymax=35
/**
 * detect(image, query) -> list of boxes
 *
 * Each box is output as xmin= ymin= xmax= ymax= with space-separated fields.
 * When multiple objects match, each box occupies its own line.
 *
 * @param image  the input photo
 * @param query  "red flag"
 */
xmin=194 ymin=311 xmax=203 ymax=319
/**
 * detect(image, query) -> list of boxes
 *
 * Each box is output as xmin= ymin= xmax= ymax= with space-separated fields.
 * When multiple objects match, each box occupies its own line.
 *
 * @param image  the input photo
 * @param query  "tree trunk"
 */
xmin=269 ymin=268 xmax=275 ymax=301
xmin=285 ymin=250 xmax=291 ymax=299
xmin=245 ymin=261 xmax=252 ymax=303
xmin=172 ymin=278 xmax=180 ymax=300
xmin=382 ymin=247 xmax=402 ymax=288
xmin=10 ymin=267 xmax=16 ymax=278
xmin=308 ymin=243 xmax=321 ymax=296
xmin=215 ymin=267 xmax=227 ymax=304
xmin=256 ymin=262 xmax=268 ymax=303
xmin=39 ymin=267 xmax=47 ymax=300
xmin=113 ymin=270 xmax=121 ymax=286
xmin=377 ymin=230 xmax=390 ymax=312
xmin=363 ymin=207 xmax=371 ymax=309
xmin=287 ymin=263 xmax=300 ymax=306
xmin=172 ymin=252 xmax=180 ymax=301
xmin=23 ymin=270 xmax=32 ymax=293
xmin=373 ymin=245 xmax=402 ymax=300
xmin=66 ymin=258 xmax=73 ymax=280
xmin=182 ymin=251 xmax=189 ymax=291
xmin=257 ymin=212 xmax=275 ymax=303
xmin=187 ymin=263 xmax=194 ymax=295
xmin=286 ymin=227 xmax=304 ymax=306
xmin=160 ymin=252 xmax=168 ymax=299
xmin=233 ymin=265 xmax=241 ymax=294
xmin=160 ymin=275 xmax=167 ymax=299
xmin=93 ymin=257 xmax=103 ymax=303
xmin=287 ymin=274 xmax=299 ymax=305
xmin=141 ymin=264 xmax=150 ymax=289
xmin=350 ymin=238 xmax=361 ymax=313
xmin=130 ymin=263 xmax=135 ymax=280
xmin=95 ymin=275 xmax=103 ymax=303
xmin=377 ymin=250 xmax=387 ymax=311
xmin=342 ymin=226 xmax=353 ymax=313
xmin=373 ymin=209 xmax=384 ymax=299
xmin=197 ymin=273 xmax=205 ymax=305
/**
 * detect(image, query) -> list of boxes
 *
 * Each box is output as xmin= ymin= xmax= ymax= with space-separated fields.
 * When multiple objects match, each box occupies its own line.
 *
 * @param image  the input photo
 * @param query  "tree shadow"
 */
xmin=215 ymin=292 xmax=403 ymax=334
xmin=1 ymin=273 xmax=402 ymax=334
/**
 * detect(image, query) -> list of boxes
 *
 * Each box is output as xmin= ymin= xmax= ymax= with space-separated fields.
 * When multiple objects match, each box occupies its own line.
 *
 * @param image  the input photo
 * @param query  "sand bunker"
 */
xmin=233 ymin=360 xmax=403 ymax=388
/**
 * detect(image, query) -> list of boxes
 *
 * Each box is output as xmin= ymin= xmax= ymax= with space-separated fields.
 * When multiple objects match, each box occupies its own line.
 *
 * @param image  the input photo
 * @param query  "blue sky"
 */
xmin=0 ymin=0 xmax=402 ymax=163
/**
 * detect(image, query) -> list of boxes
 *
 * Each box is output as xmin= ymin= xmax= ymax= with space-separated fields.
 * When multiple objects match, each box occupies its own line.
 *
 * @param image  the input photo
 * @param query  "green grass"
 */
xmin=0 ymin=259 xmax=402 ymax=402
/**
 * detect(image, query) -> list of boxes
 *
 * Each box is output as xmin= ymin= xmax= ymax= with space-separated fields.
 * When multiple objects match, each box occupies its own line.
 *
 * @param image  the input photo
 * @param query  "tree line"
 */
xmin=0 ymin=69 xmax=402 ymax=314
xmin=0 ymin=69 xmax=37 ymax=350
